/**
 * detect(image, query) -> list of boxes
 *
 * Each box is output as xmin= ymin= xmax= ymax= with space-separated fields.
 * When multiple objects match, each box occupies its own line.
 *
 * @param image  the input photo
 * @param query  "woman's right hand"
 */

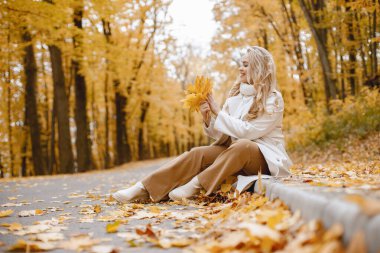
xmin=200 ymin=101 xmax=211 ymax=127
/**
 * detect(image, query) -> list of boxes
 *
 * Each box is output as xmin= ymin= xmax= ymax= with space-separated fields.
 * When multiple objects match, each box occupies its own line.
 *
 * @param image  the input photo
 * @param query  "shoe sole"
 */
xmin=112 ymin=193 xmax=128 ymax=204
xmin=112 ymin=193 xmax=150 ymax=204
xmin=168 ymin=192 xmax=187 ymax=202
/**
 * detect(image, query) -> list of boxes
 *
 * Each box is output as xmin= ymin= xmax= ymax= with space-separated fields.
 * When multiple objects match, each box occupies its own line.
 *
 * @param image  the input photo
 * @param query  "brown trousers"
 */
xmin=141 ymin=139 xmax=270 ymax=202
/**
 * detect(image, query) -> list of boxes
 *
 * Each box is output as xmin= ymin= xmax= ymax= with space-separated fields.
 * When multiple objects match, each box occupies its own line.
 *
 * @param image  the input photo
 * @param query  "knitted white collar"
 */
xmin=240 ymin=83 xmax=256 ymax=97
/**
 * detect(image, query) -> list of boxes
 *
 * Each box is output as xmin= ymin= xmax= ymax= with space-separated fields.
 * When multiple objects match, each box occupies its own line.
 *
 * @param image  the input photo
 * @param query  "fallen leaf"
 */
xmin=323 ymin=223 xmax=344 ymax=241
xmin=239 ymin=222 xmax=281 ymax=242
xmin=116 ymin=232 xmax=140 ymax=240
xmin=106 ymin=221 xmax=120 ymax=233
xmin=31 ymin=232 xmax=65 ymax=242
xmin=216 ymin=230 xmax=250 ymax=248
xmin=221 ymin=184 xmax=232 ymax=193
xmin=97 ymin=216 xmax=117 ymax=222
xmin=166 ymin=238 xmax=194 ymax=248
xmin=267 ymin=212 xmax=285 ymax=229
xmin=59 ymin=234 xmax=101 ymax=251
xmin=18 ymin=209 xmax=45 ymax=217
xmin=13 ymin=224 xmax=52 ymax=236
xmin=148 ymin=206 xmax=161 ymax=214
xmin=7 ymin=223 xmax=23 ymax=231
xmin=8 ymin=239 xmax=56 ymax=251
xmin=0 ymin=210 xmax=13 ymax=218
xmin=90 ymin=245 xmax=120 ymax=253
xmin=1 ymin=203 xmax=23 ymax=207
xmin=131 ymin=203 xmax=144 ymax=209
xmin=136 ymin=224 xmax=158 ymax=240
xmin=130 ymin=210 xmax=156 ymax=219
xmin=94 ymin=205 xmax=102 ymax=214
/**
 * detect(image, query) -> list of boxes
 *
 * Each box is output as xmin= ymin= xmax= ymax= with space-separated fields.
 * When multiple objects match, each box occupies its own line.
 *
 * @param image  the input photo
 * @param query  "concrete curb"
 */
xmin=254 ymin=179 xmax=380 ymax=253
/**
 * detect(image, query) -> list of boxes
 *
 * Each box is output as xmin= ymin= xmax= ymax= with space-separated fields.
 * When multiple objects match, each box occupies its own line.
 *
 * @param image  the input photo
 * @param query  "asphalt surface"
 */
xmin=0 ymin=158 xmax=187 ymax=253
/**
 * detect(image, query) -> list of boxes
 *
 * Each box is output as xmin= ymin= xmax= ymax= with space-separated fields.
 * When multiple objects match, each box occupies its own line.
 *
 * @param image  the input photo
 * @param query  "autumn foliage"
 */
xmin=181 ymin=76 xmax=213 ymax=112
xmin=0 ymin=0 xmax=378 ymax=177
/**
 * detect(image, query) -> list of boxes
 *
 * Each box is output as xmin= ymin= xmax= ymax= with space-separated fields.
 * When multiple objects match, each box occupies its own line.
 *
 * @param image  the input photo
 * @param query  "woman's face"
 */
xmin=239 ymin=55 xmax=249 ymax=83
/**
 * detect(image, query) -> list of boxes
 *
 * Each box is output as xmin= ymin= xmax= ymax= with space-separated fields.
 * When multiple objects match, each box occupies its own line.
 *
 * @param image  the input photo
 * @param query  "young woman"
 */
xmin=112 ymin=46 xmax=293 ymax=203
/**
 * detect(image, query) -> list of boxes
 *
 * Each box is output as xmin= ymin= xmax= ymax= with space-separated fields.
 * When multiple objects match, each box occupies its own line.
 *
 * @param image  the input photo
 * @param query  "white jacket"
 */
xmin=203 ymin=86 xmax=293 ymax=176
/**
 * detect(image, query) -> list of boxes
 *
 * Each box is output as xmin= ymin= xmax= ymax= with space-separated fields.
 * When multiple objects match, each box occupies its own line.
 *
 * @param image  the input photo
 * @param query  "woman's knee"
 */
xmin=189 ymin=146 xmax=208 ymax=156
xmin=229 ymin=139 xmax=256 ymax=151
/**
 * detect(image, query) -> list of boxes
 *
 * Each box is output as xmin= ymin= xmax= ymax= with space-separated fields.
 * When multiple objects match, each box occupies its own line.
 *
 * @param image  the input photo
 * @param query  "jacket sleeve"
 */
xmin=213 ymin=93 xmax=284 ymax=140
xmin=203 ymin=99 xmax=229 ymax=140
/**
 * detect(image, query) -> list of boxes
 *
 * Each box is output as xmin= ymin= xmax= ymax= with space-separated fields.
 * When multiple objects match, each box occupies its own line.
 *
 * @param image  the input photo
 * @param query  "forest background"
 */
xmin=0 ymin=0 xmax=378 ymax=177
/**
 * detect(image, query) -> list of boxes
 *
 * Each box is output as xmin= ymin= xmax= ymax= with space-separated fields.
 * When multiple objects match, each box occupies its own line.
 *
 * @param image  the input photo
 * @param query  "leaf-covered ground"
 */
xmin=0 ymin=133 xmax=378 ymax=252
xmin=0 ymin=183 xmax=349 ymax=253
xmin=288 ymin=132 xmax=380 ymax=199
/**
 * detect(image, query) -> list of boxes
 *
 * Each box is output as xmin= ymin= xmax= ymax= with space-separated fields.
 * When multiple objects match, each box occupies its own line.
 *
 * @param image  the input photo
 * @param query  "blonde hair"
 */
xmin=228 ymin=46 xmax=277 ymax=120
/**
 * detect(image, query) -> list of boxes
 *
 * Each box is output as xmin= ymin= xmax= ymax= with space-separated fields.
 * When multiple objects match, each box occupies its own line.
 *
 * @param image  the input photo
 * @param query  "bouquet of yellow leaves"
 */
xmin=181 ymin=75 xmax=213 ymax=112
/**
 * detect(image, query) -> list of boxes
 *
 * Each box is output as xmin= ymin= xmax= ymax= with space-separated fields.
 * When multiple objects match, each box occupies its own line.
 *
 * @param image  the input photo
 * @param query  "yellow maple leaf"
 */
xmin=181 ymin=75 xmax=213 ymax=112
xmin=148 ymin=206 xmax=161 ymax=214
xmin=267 ymin=212 xmax=285 ymax=229
xmin=93 ymin=205 xmax=101 ymax=214
xmin=106 ymin=220 xmax=121 ymax=233
xmin=221 ymin=184 xmax=232 ymax=193
xmin=186 ymin=84 xmax=197 ymax=94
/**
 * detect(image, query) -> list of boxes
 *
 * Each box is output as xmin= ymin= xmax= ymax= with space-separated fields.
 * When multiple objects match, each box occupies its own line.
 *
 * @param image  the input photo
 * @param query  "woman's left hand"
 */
xmin=206 ymin=93 xmax=220 ymax=116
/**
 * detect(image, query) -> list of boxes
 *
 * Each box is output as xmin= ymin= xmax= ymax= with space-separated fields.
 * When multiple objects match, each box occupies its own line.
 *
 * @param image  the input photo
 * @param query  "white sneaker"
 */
xmin=169 ymin=176 xmax=203 ymax=201
xmin=112 ymin=182 xmax=150 ymax=203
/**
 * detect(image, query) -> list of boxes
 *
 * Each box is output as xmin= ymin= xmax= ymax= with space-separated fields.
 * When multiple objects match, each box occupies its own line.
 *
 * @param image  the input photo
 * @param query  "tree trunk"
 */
xmin=6 ymin=46 xmax=14 ymax=177
xmin=48 ymin=45 xmax=75 ymax=174
xmin=187 ymin=111 xmax=195 ymax=150
xmin=0 ymin=155 xmax=4 ymax=178
xmin=138 ymin=99 xmax=150 ymax=160
xmin=22 ymin=30 xmax=47 ymax=175
xmin=339 ymin=51 xmax=346 ymax=100
xmin=173 ymin=109 xmax=181 ymax=155
xmin=40 ymin=45 xmax=51 ymax=174
xmin=104 ymin=71 xmax=111 ymax=168
xmin=102 ymin=19 xmax=112 ymax=168
xmin=21 ymin=110 xmax=28 ymax=177
xmin=370 ymin=0 xmax=378 ymax=77
xmin=287 ymin=0 xmax=312 ymax=106
xmin=298 ymin=0 xmax=337 ymax=109
xmin=354 ymin=12 xmax=368 ymax=80
xmin=346 ymin=1 xmax=356 ymax=95
xmin=115 ymin=81 xmax=131 ymax=164
xmin=73 ymin=1 xmax=92 ymax=172
xmin=49 ymin=101 xmax=56 ymax=174
xmin=101 ymin=19 xmax=131 ymax=165
xmin=129 ymin=6 xmax=157 ymax=160
xmin=282 ymin=0 xmax=305 ymax=105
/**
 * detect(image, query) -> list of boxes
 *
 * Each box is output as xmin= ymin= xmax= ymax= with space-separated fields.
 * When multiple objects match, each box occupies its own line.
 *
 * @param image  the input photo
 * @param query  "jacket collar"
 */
xmin=240 ymin=83 xmax=256 ymax=97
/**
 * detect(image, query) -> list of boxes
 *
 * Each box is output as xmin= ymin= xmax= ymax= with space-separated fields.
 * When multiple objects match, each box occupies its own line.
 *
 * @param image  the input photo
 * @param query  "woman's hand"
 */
xmin=206 ymin=93 xmax=221 ymax=116
xmin=200 ymin=101 xmax=211 ymax=126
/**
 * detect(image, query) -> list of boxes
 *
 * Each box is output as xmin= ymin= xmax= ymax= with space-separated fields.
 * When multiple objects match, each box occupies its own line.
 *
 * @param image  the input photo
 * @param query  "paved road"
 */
xmin=0 ymin=158 xmax=188 ymax=253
